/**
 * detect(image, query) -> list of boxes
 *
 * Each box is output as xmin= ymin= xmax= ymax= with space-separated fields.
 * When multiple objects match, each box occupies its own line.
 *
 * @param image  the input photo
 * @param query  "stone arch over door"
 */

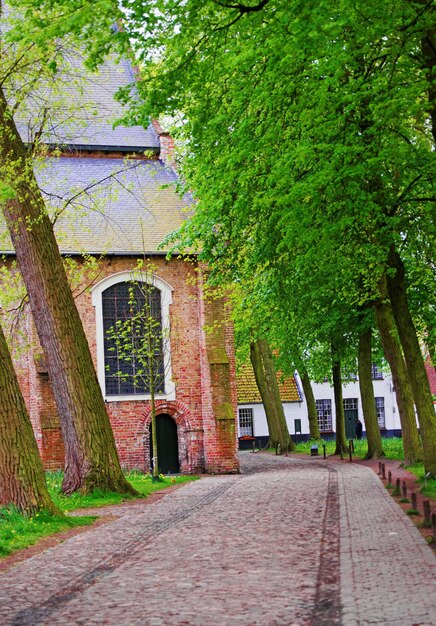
xmin=140 ymin=401 xmax=205 ymax=474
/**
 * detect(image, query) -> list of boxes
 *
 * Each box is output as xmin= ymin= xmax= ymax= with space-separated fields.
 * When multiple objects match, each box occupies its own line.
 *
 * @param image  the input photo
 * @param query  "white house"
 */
xmin=236 ymin=363 xmax=403 ymax=446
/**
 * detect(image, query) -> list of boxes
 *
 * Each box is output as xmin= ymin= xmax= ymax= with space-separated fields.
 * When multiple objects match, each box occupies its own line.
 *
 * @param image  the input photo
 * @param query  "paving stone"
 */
xmin=0 ymin=452 xmax=434 ymax=625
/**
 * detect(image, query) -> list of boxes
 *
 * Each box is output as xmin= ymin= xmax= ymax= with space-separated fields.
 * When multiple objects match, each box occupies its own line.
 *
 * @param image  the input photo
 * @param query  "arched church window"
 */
xmin=91 ymin=271 xmax=175 ymax=401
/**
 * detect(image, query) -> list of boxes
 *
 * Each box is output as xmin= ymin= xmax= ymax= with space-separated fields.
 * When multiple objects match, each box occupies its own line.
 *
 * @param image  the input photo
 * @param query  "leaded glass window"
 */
xmin=102 ymin=282 xmax=164 ymax=396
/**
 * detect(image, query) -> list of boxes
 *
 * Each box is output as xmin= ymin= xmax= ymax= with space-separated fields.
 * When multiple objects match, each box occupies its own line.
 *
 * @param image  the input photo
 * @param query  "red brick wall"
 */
xmin=10 ymin=255 xmax=238 ymax=475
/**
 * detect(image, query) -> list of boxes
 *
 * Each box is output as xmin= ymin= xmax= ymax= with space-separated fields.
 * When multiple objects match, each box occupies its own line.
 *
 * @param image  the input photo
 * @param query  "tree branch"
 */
xmin=211 ymin=0 xmax=269 ymax=13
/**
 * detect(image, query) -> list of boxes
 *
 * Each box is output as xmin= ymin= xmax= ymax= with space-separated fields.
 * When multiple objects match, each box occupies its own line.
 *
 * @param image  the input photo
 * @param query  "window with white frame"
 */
xmin=91 ymin=271 xmax=175 ymax=401
xmin=316 ymin=399 xmax=333 ymax=432
xmin=371 ymin=363 xmax=384 ymax=379
xmin=375 ymin=397 xmax=386 ymax=428
xmin=238 ymin=408 xmax=254 ymax=437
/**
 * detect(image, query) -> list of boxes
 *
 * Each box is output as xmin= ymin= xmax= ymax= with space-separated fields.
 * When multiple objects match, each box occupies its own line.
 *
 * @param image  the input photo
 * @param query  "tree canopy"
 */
xmin=5 ymin=0 xmax=436 ymax=470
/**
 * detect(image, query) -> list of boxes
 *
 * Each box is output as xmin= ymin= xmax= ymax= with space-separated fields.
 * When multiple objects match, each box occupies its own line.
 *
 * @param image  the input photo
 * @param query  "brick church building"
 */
xmin=2 ymin=54 xmax=239 ymax=476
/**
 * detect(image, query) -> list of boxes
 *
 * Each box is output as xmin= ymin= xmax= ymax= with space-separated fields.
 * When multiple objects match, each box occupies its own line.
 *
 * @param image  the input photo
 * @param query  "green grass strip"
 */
xmin=0 ymin=506 xmax=95 ymax=557
xmin=1 ymin=472 xmax=198 ymax=558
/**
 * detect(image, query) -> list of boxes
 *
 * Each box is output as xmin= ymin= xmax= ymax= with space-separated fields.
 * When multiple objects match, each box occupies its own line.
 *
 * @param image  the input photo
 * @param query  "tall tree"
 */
xmin=374 ymin=275 xmax=423 ymax=465
xmin=357 ymin=328 xmax=384 ymax=460
xmin=331 ymin=345 xmax=348 ymax=456
xmin=299 ymin=367 xmax=321 ymax=441
xmin=386 ymin=248 xmax=436 ymax=475
xmin=250 ymin=337 xmax=295 ymax=452
xmin=0 ymin=43 xmax=135 ymax=495
xmin=0 ymin=320 xmax=61 ymax=515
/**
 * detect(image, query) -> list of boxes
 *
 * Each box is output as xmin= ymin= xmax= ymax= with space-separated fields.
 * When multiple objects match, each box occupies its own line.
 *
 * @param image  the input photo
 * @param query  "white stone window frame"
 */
xmin=91 ymin=270 xmax=175 ymax=402
xmin=375 ymin=396 xmax=386 ymax=429
xmin=238 ymin=407 xmax=254 ymax=437
xmin=316 ymin=399 xmax=333 ymax=432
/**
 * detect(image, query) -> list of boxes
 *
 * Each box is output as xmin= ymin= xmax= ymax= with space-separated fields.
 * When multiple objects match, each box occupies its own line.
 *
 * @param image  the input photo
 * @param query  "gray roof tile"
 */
xmin=15 ymin=53 xmax=159 ymax=150
xmin=0 ymin=157 xmax=191 ymax=254
xmin=44 ymin=157 xmax=191 ymax=254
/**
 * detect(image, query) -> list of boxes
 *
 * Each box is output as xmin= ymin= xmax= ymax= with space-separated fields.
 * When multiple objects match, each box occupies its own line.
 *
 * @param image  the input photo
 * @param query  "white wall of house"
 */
xmin=238 ymin=370 xmax=404 ymax=440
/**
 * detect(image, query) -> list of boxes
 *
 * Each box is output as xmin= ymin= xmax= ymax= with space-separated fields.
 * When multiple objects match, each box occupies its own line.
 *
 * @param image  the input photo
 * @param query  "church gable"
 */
xmin=1 ymin=51 xmax=239 ymax=475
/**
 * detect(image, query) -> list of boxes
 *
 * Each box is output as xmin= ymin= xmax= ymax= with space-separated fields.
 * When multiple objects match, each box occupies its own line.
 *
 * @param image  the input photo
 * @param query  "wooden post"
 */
xmin=378 ymin=461 xmax=382 ymax=475
xmin=393 ymin=477 xmax=401 ymax=496
xmin=388 ymin=470 xmax=392 ymax=485
xmin=423 ymin=500 xmax=431 ymax=527
xmin=411 ymin=492 xmax=418 ymax=512
xmin=381 ymin=463 xmax=386 ymax=479
xmin=432 ymin=513 xmax=436 ymax=544
xmin=323 ymin=444 xmax=326 ymax=459
xmin=402 ymin=481 xmax=407 ymax=498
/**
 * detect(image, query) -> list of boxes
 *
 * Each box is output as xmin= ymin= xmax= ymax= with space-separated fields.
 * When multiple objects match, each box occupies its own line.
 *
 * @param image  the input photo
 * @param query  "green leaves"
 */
xmin=5 ymin=0 xmax=434 ymax=375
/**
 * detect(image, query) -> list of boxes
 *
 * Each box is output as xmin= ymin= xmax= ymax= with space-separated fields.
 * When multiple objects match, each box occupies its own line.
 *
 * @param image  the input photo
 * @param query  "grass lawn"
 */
xmin=0 ymin=508 xmax=95 ymax=557
xmin=0 ymin=472 xmax=198 ymax=558
xmin=293 ymin=436 xmax=405 ymax=460
xmin=48 ymin=471 xmax=198 ymax=512
xmin=405 ymin=465 xmax=436 ymax=499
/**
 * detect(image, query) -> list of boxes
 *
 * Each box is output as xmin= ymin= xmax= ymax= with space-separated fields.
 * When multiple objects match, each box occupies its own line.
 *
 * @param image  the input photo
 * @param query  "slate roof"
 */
xmin=237 ymin=364 xmax=302 ymax=404
xmin=15 ymin=53 xmax=159 ymax=151
xmin=0 ymin=41 xmax=195 ymax=256
xmin=0 ymin=157 xmax=191 ymax=254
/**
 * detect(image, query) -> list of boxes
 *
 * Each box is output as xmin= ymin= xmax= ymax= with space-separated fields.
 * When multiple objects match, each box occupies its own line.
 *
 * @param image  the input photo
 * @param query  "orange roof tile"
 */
xmin=237 ymin=364 xmax=302 ymax=404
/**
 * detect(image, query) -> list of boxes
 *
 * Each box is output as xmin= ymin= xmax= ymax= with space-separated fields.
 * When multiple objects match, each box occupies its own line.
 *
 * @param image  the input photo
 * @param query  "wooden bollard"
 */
xmin=423 ymin=500 xmax=431 ymax=526
xmin=381 ymin=463 xmax=386 ymax=479
xmin=378 ymin=461 xmax=382 ymax=475
xmin=393 ymin=477 xmax=401 ymax=495
xmin=388 ymin=471 xmax=392 ymax=485
xmin=432 ymin=513 xmax=436 ymax=544
xmin=402 ymin=481 xmax=407 ymax=498
xmin=411 ymin=492 xmax=418 ymax=512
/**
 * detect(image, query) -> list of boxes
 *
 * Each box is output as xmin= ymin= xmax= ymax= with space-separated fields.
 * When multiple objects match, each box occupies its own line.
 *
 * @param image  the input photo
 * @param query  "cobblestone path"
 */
xmin=0 ymin=453 xmax=434 ymax=626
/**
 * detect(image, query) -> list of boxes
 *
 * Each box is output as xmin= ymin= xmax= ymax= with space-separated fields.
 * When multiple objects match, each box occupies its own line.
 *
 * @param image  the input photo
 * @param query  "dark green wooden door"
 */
xmin=150 ymin=414 xmax=179 ymax=474
xmin=343 ymin=399 xmax=358 ymax=439
xmin=344 ymin=410 xmax=357 ymax=439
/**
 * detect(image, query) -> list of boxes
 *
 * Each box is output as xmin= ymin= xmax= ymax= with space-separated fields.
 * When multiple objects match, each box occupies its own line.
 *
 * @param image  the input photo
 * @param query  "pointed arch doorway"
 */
xmin=150 ymin=413 xmax=180 ymax=474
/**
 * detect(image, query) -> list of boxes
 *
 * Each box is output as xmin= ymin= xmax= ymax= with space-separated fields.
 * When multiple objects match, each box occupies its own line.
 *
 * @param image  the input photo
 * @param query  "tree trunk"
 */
xmin=332 ymin=348 xmax=348 ymax=455
xmin=250 ymin=338 xmax=295 ymax=452
xmin=386 ymin=247 xmax=436 ymax=476
xmin=0 ymin=88 xmax=136 ymax=495
xmin=0 ymin=322 xmax=61 ymax=515
xmin=299 ymin=367 xmax=321 ymax=440
xmin=357 ymin=328 xmax=384 ymax=460
xmin=374 ymin=276 xmax=422 ymax=465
